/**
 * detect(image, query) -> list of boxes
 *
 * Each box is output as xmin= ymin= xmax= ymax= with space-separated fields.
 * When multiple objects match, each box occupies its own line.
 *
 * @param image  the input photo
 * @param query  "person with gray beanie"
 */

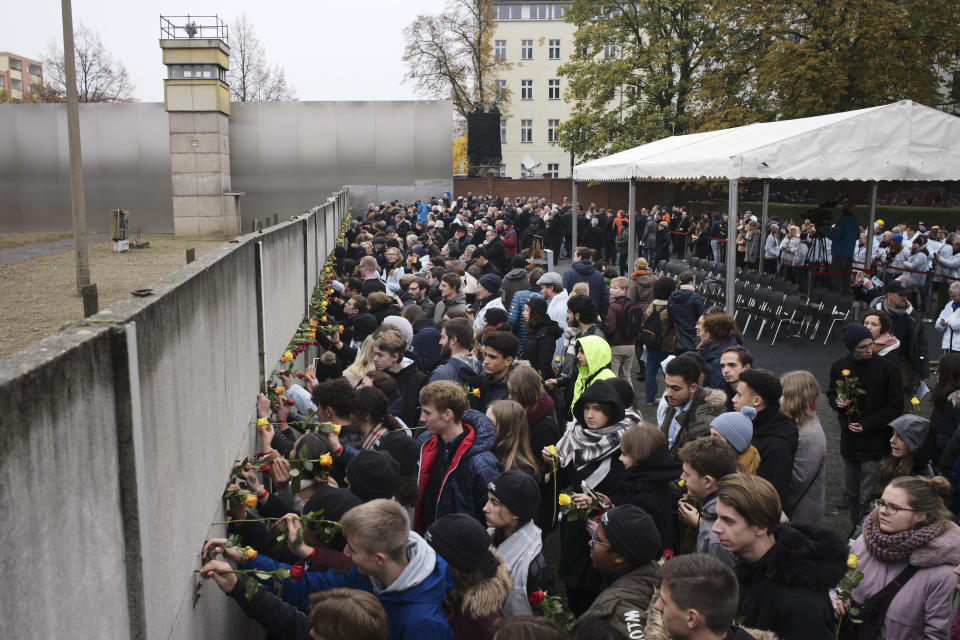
xmin=577 ymin=505 xmax=661 ymax=637
xmin=733 ymin=368 xmax=798 ymax=504
xmin=875 ymin=414 xmax=936 ymax=494
xmin=710 ymin=406 xmax=762 ymax=475
xmin=827 ymin=322 xmax=904 ymax=530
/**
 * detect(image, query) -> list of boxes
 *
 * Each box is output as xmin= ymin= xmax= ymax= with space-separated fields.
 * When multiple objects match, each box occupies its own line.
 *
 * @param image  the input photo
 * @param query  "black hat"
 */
xmin=373 ymin=431 xmax=420 ymax=477
xmin=373 ymin=235 xmax=387 ymax=245
xmin=425 ymin=514 xmax=499 ymax=579
xmin=884 ymin=279 xmax=910 ymax=295
xmin=487 ymin=470 xmax=540 ymax=523
xmin=573 ymin=380 xmax=625 ymax=426
xmin=346 ymin=450 xmax=400 ymax=502
xmin=351 ymin=313 xmax=379 ymax=343
xmin=526 ymin=296 xmax=548 ymax=317
xmin=679 ymin=351 xmax=710 ymax=377
xmin=737 ymin=368 xmax=783 ymax=409
xmin=600 ymin=505 xmax=661 ymax=566
xmin=303 ymin=485 xmax=362 ymax=522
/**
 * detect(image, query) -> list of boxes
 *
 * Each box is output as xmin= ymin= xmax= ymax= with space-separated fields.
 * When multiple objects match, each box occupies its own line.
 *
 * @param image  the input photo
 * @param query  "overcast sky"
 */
xmin=0 ymin=0 xmax=448 ymax=102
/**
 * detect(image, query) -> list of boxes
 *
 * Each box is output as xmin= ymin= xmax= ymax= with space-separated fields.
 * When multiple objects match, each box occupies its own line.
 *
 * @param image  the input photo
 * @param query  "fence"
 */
xmin=0 ymin=189 xmax=348 ymax=639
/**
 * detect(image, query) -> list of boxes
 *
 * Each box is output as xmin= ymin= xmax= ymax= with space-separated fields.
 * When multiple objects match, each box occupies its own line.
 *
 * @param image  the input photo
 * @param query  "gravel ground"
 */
xmin=0 ymin=233 xmax=225 ymax=358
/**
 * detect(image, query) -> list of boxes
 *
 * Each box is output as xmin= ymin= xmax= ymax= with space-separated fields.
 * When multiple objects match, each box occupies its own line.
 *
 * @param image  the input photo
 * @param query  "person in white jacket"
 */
xmin=936 ymin=281 xmax=960 ymax=353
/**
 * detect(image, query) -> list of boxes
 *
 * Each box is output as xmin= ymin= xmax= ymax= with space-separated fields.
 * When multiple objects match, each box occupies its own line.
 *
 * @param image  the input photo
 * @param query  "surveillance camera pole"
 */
xmin=60 ymin=0 xmax=91 ymax=295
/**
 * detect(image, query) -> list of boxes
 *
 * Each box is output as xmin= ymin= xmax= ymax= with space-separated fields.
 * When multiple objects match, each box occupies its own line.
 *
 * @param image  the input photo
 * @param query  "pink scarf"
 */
xmin=863 ymin=513 xmax=947 ymax=562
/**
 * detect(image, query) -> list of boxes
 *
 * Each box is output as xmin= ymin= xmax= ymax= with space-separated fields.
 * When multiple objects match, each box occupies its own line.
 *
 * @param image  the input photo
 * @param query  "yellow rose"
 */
xmin=256 ymin=417 xmax=269 ymax=427
xmin=678 ymin=479 xmax=686 ymax=487
xmin=910 ymin=397 xmax=920 ymax=406
xmin=322 ymin=315 xmax=328 ymax=322
xmin=847 ymin=553 xmax=858 ymax=570
xmin=558 ymin=493 xmax=572 ymax=507
xmin=331 ymin=423 xmax=342 ymax=435
xmin=319 ymin=453 xmax=333 ymax=467
xmin=546 ymin=445 xmax=557 ymax=457
xmin=284 ymin=350 xmax=294 ymax=361
xmin=244 ymin=546 xmax=258 ymax=559
xmin=841 ymin=369 xmax=850 ymax=376
xmin=472 ymin=388 xmax=481 ymax=397
xmin=243 ymin=494 xmax=258 ymax=508
xmin=275 ymin=386 xmax=285 ymax=396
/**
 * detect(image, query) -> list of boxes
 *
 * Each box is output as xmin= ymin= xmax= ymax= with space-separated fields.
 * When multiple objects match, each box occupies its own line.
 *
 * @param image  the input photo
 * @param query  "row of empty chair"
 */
xmin=653 ymin=260 xmax=855 ymax=346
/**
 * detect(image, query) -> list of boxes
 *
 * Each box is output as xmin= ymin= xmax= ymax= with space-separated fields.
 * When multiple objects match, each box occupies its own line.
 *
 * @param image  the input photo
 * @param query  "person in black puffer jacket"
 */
xmin=608 ymin=424 xmax=682 ymax=554
xmin=929 ymin=353 xmax=960 ymax=465
xmin=714 ymin=474 xmax=847 ymax=640
xmin=522 ymin=296 xmax=564 ymax=380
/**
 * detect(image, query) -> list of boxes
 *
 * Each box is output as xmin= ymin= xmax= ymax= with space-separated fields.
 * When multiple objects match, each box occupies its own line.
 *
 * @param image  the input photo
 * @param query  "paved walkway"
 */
xmin=0 ymin=233 xmax=110 ymax=266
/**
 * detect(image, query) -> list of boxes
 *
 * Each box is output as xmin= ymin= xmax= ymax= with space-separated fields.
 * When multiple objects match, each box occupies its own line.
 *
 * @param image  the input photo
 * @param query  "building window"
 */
xmin=500 ymin=118 xmax=507 ymax=143
xmin=521 ymin=79 xmax=533 ymax=100
xmin=8 ymin=58 xmax=21 ymax=71
xmin=548 ymin=119 xmax=560 ymax=142
xmin=603 ymin=42 xmax=617 ymax=59
xmin=168 ymin=64 xmax=225 ymax=81
xmin=496 ymin=163 xmax=507 ymax=177
xmin=497 ymin=4 xmax=522 ymax=19
xmin=521 ymin=40 xmax=533 ymax=60
xmin=27 ymin=64 xmax=42 ymax=76
xmin=547 ymin=163 xmax=560 ymax=177
xmin=531 ymin=4 xmax=549 ymax=19
xmin=0 ymin=76 xmax=5 ymax=89
xmin=549 ymin=39 xmax=560 ymax=59
xmin=521 ymin=119 xmax=532 ymax=143
xmin=495 ymin=79 xmax=506 ymax=100
xmin=495 ymin=40 xmax=506 ymax=60
xmin=555 ymin=4 xmax=568 ymax=18
xmin=11 ymin=78 xmax=22 ymax=91
xmin=548 ymin=79 xmax=560 ymax=100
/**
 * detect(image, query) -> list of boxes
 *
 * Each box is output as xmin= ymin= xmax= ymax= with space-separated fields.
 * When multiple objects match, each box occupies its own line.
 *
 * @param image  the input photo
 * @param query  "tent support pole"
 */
xmin=627 ymin=178 xmax=637 ymax=274
xmin=864 ymin=181 xmax=877 ymax=270
xmin=570 ymin=152 xmax=578 ymax=258
xmin=726 ymin=179 xmax=738 ymax=315
xmin=759 ymin=180 xmax=770 ymax=273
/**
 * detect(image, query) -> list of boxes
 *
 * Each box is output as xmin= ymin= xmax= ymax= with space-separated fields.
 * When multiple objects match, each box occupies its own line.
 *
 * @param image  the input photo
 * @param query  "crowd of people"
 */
xmin=196 ymin=194 xmax=960 ymax=640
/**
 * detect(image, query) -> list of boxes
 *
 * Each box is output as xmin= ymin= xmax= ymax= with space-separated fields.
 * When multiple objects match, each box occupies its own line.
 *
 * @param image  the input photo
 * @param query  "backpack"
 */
xmin=638 ymin=304 xmax=666 ymax=349
xmin=618 ymin=300 xmax=645 ymax=340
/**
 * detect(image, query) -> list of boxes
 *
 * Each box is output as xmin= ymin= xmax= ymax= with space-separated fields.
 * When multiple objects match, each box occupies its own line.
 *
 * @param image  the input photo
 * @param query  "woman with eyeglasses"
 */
xmin=832 ymin=476 xmax=960 ymax=640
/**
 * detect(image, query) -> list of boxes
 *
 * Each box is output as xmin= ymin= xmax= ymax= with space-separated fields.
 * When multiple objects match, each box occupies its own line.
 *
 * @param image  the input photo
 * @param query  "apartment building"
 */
xmin=492 ymin=1 xmax=574 ymax=178
xmin=0 ymin=52 xmax=43 ymax=101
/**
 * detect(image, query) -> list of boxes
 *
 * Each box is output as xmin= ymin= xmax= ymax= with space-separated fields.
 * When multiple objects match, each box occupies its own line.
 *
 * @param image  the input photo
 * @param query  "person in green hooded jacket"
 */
xmin=568 ymin=335 xmax=617 ymax=419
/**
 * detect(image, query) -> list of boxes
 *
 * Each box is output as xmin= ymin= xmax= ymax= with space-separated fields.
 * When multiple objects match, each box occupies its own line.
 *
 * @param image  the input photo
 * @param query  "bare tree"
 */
xmin=228 ymin=14 xmax=296 ymax=102
xmin=44 ymin=24 xmax=134 ymax=102
xmin=402 ymin=0 xmax=510 ymax=120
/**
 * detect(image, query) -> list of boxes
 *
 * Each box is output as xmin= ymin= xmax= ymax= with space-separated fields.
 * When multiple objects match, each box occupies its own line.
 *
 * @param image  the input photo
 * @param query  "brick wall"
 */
xmin=454 ymin=175 xmax=665 ymax=210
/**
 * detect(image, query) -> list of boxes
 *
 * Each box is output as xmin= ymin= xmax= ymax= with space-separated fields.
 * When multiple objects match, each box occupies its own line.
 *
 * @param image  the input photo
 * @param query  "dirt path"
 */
xmin=0 ymin=234 xmax=226 ymax=358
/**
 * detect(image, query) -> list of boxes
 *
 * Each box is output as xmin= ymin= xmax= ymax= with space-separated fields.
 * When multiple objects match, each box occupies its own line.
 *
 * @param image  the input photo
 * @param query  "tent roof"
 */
xmin=573 ymin=100 xmax=960 ymax=183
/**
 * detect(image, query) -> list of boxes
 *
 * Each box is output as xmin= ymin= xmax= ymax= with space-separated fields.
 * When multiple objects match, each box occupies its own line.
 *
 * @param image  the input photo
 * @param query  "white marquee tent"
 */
xmin=572 ymin=100 xmax=960 ymax=313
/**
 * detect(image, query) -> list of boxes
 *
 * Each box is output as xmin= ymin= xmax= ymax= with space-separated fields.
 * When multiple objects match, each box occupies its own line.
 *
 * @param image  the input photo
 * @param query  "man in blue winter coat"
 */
xmin=415 ymin=380 xmax=504 ymax=533
xmin=825 ymin=205 xmax=860 ymax=293
xmin=562 ymin=246 xmax=609 ymax=316
xmin=236 ymin=499 xmax=455 ymax=640
xmin=668 ymin=271 xmax=705 ymax=354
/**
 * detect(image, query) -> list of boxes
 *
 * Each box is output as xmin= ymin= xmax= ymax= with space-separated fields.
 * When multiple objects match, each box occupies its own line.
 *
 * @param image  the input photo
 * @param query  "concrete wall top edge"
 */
xmin=0 ymin=196 xmax=343 ymax=380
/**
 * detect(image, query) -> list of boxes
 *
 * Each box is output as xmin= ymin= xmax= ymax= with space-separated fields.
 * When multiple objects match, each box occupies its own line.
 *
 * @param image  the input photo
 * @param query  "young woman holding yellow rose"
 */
xmin=540 ymin=380 xmax=632 ymax=616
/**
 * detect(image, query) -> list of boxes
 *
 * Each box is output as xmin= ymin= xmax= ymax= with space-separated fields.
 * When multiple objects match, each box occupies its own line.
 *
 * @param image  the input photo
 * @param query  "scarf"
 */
xmin=555 ymin=419 xmax=627 ymax=489
xmin=863 ymin=514 xmax=947 ymax=562
xmin=870 ymin=332 xmax=900 ymax=356
xmin=361 ymin=423 xmax=390 ymax=450
xmin=526 ymin=392 xmax=555 ymax=428
xmin=630 ymin=269 xmax=649 ymax=280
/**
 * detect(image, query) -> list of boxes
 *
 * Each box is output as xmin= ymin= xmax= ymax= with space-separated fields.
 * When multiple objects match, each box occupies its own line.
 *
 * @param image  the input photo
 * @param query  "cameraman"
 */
xmin=824 ymin=204 xmax=860 ymax=293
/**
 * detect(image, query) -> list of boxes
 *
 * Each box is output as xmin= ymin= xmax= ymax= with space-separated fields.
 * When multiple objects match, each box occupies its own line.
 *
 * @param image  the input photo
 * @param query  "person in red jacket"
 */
xmin=603 ymin=277 xmax=635 ymax=385
xmin=502 ymin=218 xmax=518 ymax=260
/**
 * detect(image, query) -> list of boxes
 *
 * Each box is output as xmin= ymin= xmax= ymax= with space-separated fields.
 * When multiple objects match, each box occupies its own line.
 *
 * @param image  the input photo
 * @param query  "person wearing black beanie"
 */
xmin=733 ymin=368 xmax=798 ymax=505
xmin=345 ymin=450 xmax=401 ymax=502
xmin=577 ymin=505 xmax=661 ymax=637
xmin=425 ymin=514 xmax=512 ymax=639
xmin=483 ymin=470 xmax=553 ymax=616
xmin=828 ymin=322 xmax=904 ymax=529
